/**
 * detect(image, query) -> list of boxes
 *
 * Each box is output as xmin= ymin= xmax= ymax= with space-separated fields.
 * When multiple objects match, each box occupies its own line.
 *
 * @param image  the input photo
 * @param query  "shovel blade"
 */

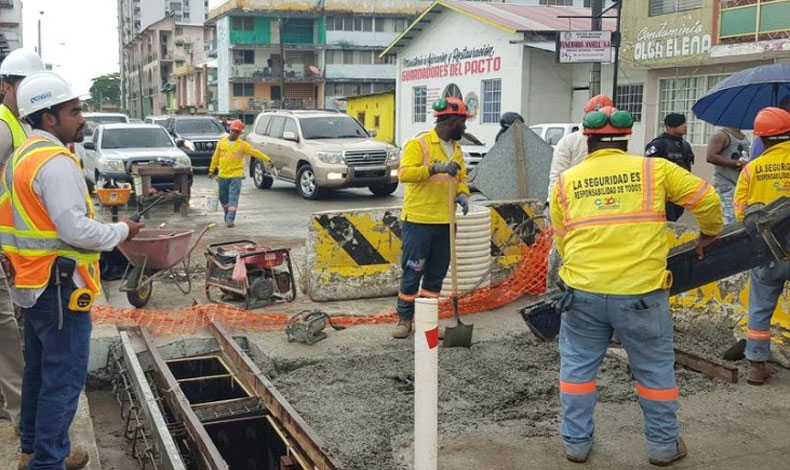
xmin=442 ymin=323 xmax=474 ymax=348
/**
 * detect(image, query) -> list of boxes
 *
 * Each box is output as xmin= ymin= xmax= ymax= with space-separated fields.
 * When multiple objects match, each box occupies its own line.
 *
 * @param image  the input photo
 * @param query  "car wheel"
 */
xmin=296 ymin=165 xmax=322 ymax=200
xmin=252 ymin=159 xmax=274 ymax=189
xmin=369 ymin=182 xmax=398 ymax=196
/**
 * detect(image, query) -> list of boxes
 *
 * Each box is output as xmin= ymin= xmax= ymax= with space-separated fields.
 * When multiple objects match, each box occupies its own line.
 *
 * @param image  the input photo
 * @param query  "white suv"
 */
xmin=247 ymin=110 xmax=400 ymax=199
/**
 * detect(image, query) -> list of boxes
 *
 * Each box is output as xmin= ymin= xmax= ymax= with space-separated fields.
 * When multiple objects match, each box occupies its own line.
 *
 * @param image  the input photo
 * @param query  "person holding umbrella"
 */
xmin=733 ymin=107 xmax=790 ymax=385
xmin=705 ymin=127 xmax=750 ymax=224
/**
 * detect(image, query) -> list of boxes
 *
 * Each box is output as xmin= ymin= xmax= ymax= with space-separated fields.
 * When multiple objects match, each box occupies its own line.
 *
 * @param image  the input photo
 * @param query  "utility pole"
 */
xmin=37 ymin=11 xmax=44 ymax=58
xmin=611 ymin=1 xmax=623 ymax=104
xmin=589 ymin=0 xmax=602 ymax=98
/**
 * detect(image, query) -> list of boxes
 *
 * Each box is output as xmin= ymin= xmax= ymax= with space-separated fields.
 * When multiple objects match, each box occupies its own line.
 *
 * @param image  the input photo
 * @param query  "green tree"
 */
xmin=88 ymin=73 xmax=121 ymax=111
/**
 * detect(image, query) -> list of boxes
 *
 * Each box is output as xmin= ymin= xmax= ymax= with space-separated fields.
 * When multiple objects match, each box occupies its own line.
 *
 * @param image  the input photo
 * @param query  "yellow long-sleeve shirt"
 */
xmin=398 ymin=128 xmax=470 ymax=224
xmin=734 ymin=140 xmax=790 ymax=222
xmin=209 ymin=136 xmax=271 ymax=178
xmin=550 ymin=148 xmax=723 ymax=295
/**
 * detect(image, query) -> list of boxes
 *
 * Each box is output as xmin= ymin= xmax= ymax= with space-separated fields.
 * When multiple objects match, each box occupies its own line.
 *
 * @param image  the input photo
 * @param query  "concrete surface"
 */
xmin=0 ymin=393 xmax=101 ymax=469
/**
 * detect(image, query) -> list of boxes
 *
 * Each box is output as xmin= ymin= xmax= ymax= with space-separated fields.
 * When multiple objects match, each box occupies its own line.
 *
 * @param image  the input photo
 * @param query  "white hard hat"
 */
xmin=16 ymin=71 xmax=85 ymax=118
xmin=0 ymin=49 xmax=45 ymax=78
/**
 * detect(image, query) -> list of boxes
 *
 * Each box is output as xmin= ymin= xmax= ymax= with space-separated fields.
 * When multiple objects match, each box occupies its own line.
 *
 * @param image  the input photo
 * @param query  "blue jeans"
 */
xmin=20 ymin=286 xmax=92 ymax=470
xmin=559 ymin=288 xmax=680 ymax=461
xmin=746 ymin=261 xmax=790 ymax=361
xmin=397 ymin=221 xmax=450 ymax=321
xmin=714 ymin=183 xmax=736 ymax=225
xmin=218 ymin=177 xmax=243 ymax=223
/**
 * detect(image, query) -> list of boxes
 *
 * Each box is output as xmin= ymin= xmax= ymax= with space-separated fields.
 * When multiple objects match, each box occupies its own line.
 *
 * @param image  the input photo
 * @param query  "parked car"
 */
xmin=129 ymin=118 xmax=144 ymax=124
xmin=144 ymin=115 xmax=171 ymax=127
xmin=529 ymin=123 xmax=580 ymax=146
xmin=74 ymin=112 xmax=130 ymax=172
xmin=164 ymin=116 xmax=226 ymax=169
xmin=81 ymin=123 xmax=192 ymax=192
xmin=247 ymin=110 xmax=400 ymax=199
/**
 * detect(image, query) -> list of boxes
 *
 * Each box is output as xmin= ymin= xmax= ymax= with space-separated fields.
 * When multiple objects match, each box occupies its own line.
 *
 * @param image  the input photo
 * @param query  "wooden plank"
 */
xmin=674 ymin=348 xmax=739 ymax=384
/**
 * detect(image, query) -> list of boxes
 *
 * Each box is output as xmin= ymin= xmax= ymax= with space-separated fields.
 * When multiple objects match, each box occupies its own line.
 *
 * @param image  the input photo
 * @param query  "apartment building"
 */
xmin=123 ymin=14 xmax=211 ymax=118
xmin=173 ymin=60 xmax=216 ymax=113
xmin=207 ymin=0 xmax=429 ymax=124
xmin=0 ymin=0 xmax=23 ymax=60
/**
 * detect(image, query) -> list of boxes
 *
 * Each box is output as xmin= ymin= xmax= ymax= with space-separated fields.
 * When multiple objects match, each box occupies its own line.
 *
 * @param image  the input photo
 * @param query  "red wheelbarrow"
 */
xmin=117 ymin=224 xmax=213 ymax=307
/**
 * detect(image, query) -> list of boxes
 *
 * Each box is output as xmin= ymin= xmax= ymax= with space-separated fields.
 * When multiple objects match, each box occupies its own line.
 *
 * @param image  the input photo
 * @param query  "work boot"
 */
xmin=649 ymin=437 xmax=687 ymax=467
xmin=18 ymin=446 xmax=89 ymax=470
xmin=225 ymin=220 xmax=235 ymax=228
xmin=747 ymin=361 xmax=770 ymax=385
xmin=392 ymin=320 xmax=412 ymax=339
xmin=565 ymin=448 xmax=591 ymax=463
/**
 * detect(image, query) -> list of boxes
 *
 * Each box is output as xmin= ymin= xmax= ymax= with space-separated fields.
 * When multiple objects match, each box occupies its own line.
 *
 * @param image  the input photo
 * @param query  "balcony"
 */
xmin=230 ymin=64 xmax=324 ymax=82
xmin=245 ymin=98 xmax=317 ymax=111
xmin=324 ymin=64 xmax=396 ymax=81
xmin=719 ymin=0 xmax=790 ymax=43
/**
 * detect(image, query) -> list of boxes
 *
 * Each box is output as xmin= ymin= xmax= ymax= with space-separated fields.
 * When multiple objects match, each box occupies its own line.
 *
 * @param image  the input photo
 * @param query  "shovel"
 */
xmin=442 ymin=180 xmax=474 ymax=348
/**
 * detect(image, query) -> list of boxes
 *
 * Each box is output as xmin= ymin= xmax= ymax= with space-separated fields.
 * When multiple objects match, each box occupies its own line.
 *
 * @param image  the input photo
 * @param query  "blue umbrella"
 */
xmin=692 ymin=64 xmax=790 ymax=130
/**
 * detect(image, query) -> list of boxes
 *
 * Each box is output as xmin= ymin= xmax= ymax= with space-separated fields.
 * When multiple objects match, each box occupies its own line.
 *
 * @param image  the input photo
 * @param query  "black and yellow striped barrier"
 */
xmin=486 ymin=200 xmax=545 ymax=273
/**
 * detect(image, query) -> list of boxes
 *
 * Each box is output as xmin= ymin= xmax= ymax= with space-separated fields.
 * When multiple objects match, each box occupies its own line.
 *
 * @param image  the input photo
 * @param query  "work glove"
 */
xmin=430 ymin=161 xmax=461 ymax=177
xmin=455 ymin=193 xmax=469 ymax=216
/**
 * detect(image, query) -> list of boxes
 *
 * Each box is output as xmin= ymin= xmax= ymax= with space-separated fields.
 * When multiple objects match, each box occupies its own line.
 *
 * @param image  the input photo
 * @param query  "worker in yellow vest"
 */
xmin=393 ymin=97 xmax=470 ymax=338
xmin=550 ymin=106 xmax=722 ymax=466
xmin=208 ymin=119 xmax=271 ymax=227
xmin=0 ymin=48 xmax=44 ymax=433
xmin=733 ymin=107 xmax=790 ymax=386
xmin=0 ymin=70 xmax=142 ymax=470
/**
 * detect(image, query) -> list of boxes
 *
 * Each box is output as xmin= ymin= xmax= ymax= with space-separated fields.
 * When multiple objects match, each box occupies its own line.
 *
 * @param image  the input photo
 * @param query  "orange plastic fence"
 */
xmin=92 ymin=228 xmax=553 ymax=335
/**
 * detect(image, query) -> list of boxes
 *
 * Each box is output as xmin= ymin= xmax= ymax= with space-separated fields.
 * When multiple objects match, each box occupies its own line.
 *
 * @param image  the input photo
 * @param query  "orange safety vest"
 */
xmin=0 ymin=137 xmax=101 ymax=294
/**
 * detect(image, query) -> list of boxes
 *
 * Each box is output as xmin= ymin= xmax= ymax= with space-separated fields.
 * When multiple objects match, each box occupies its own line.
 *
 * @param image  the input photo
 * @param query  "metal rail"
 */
xmin=207 ymin=319 xmax=344 ymax=470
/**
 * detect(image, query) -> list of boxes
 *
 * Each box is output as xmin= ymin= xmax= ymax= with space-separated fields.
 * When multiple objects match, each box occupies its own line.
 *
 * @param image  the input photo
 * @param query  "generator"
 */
xmin=205 ymin=240 xmax=296 ymax=309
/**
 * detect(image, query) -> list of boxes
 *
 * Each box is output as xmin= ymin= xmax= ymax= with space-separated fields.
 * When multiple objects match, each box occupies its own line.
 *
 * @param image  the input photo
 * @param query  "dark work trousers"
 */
xmin=665 ymin=202 xmax=685 ymax=222
xmin=20 ymin=285 xmax=92 ymax=470
xmin=396 ymin=221 xmax=451 ymax=322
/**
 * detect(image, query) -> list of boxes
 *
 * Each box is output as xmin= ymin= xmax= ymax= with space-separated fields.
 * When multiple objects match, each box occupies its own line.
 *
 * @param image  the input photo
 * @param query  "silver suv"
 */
xmin=247 ymin=110 xmax=400 ymax=199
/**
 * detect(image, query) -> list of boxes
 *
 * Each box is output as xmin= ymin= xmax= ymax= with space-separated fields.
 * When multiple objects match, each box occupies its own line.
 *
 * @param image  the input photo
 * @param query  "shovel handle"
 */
xmin=448 ymin=179 xmax=458 ymax=300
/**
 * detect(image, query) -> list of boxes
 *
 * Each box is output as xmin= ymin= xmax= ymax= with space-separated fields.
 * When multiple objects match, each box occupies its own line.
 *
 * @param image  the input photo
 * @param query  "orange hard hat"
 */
xmin=582 ymin=106 xmax=634 ymax=136
xmin=230 ymin=120 xmax=245 ymax=132
xmin=433 ymin=97 xmax=470 ymax=118
xmin=584 ymin=94 xmax=615 ymax=113
xmin=753 ymin=107 xmax=790 ymax=137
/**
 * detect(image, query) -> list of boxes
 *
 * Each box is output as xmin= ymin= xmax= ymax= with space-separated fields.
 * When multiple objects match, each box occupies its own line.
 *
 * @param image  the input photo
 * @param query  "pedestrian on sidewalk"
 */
xmin=733 ymin=107 xmax=790 ymax=386
xmin=209 ymin=119 xmax=271 ymax=227
xmin=645 ymin=113 xmax=696 ymax=221
xmin=1 ymin=70 xmax=142 ymax=470
xmin=0 ymin=48 xmax=44 ymax=432
xmin=392 ymin=97 xmax=470 ymax=339
xmin=550 ymin=106 xmax=722 ymax=466
xmin=706 ymin=127 xmax=751 ymax=224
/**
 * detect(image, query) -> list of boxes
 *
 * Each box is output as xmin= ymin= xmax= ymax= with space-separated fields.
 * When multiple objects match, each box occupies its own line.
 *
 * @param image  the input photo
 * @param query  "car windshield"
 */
xmin=85 ymin=116 xmax=128 ymax=136
xmin=101 ymin=128 xmax=174 ymax=149
xmin=299 ymin=116 xmax=368 ymax=139
xmin=175 ymin=119 xmax=224 ymax=134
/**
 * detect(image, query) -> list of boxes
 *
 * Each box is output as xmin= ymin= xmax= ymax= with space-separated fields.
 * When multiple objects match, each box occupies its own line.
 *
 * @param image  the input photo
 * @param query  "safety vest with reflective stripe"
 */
xmin=733 ymin=140 xmax=790 ymax=222
xmin=397 ymin=128 xmax=470 ymax=224
xmin=549 ymin=148 xmax=722 ymax=295
xmin=0 ymin=104 xmax=27 ymax=163
xmin=0 ymin=137 xmax=101 ymax=293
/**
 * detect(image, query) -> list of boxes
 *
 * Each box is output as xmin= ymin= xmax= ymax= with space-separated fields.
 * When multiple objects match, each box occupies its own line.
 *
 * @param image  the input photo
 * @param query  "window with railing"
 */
xmin=413 ymin=86 xmax=427 ymax=123
xmin=657 ymin=74 xmax=729 ymax=145
xmin=616 ymin=84 xmax=644 ymax=122
xmin=649 ymin=0 xmax=702 ymax=16
xmin=719 ymin=0 xmax=790 ymax=43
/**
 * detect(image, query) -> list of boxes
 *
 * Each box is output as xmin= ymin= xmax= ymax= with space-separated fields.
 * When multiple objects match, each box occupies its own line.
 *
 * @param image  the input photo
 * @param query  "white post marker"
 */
xmin=414 ymin=298 xmax=439 ymax=470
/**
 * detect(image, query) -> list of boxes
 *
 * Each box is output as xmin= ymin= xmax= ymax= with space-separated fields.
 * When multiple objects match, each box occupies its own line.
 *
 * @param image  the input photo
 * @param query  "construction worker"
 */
xmin=209 ymin=119 xmax=271 ymax=227
xmin=0 ymin=48 xmax=44 ymax=431
xmin=645 ymin=113 xmax=696 ymax=221
xmin=749 ymin=97 xmax=790 ymax=159
xmin=546 ymin=94 xmax=614 ymax=288
xmin=0 ymin=70 xmax=142 ymax=470
xmin=733 ymin=107 xmax=790 ymax=385
xmin=393 ymin=97 xmax=470 ymax=339
xmin=706 ymin=127 xmax=751 ymax=224
xmin=550 ymin=106 xmax=722 ymax=466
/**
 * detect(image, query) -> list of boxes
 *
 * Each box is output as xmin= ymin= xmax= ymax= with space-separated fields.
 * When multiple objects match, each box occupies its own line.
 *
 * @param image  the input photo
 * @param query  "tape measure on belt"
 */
xmin=68 ymin=288 xmax=95 ymax=312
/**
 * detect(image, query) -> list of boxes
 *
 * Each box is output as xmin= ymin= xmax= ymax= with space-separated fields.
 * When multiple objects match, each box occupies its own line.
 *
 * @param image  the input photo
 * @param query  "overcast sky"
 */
xmin=20 ymin=0 xmax=227 ymax=95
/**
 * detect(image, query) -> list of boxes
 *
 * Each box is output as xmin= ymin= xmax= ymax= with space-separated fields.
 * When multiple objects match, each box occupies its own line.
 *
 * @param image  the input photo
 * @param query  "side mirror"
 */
xmin=368 ymin=129 xmax=378 ymax=138
xmin=83 ymin=141 xmax=95 ymax=150
xmin=175 ymin=138 xmax=185 ymax=147
xmin=282 ymin=130 xmax=298 ymax=142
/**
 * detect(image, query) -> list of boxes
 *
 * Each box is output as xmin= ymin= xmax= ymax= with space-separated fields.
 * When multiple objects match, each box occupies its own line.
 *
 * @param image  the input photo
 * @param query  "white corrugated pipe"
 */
xmin=441 ymin=205 xmax=492 ymax=296
xmin=414 ymin=298 xmax=439 ymax=470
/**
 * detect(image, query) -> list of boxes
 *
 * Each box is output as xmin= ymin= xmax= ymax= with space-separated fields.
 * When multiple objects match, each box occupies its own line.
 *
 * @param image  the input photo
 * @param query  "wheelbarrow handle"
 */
xmin=186 ymin=223 xmax=216 ymax=259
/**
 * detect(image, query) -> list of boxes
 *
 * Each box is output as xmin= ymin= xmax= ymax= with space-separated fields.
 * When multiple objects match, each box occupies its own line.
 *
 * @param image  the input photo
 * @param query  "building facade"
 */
xmin=0 ymin=0 xmax=23 ymax=60
xmin=346 ymin=91 xmax=396 ymax=144
xmin=122 ymin=15 xmax=211 ymax=118
xmin=620 ymin=0 xmax=790 ymax=181
xmin=173 ymin=60 xmax=216 ymax=113
xmin=207 ymin=0 xmax=428 ymax=125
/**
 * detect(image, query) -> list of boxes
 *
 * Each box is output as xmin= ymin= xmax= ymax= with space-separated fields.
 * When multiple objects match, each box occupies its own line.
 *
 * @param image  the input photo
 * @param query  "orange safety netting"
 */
xmin=92 ymin=228 xmax=553 ymax=335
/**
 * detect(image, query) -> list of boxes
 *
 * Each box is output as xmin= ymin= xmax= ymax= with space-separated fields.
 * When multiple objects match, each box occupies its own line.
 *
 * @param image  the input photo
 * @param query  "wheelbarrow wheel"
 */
xmin=126 ymin=266 xmax=153 ymax=308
